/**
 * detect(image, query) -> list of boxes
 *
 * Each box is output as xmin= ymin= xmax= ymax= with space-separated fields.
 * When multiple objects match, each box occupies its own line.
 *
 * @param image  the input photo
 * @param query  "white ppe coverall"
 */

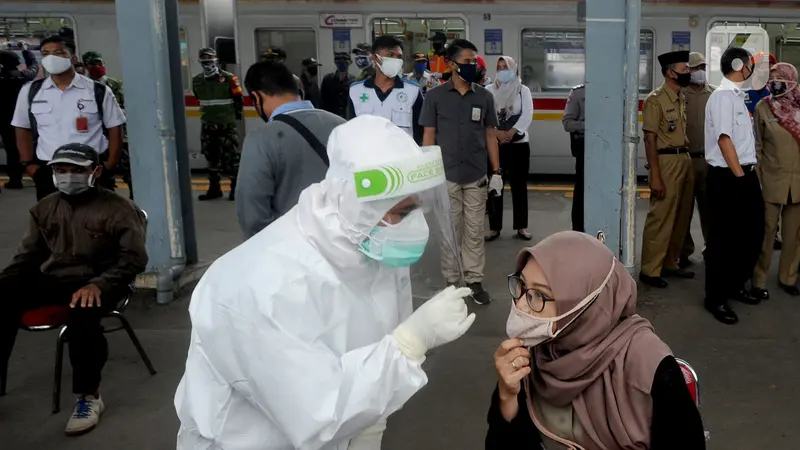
xmin=175 ymin=116 xmax=437 ymax=450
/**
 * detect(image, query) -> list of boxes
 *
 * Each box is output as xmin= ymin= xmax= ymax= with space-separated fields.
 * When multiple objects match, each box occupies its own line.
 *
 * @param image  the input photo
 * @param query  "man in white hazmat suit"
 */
xmin=174 ymin=115 xmax=477 ymax=450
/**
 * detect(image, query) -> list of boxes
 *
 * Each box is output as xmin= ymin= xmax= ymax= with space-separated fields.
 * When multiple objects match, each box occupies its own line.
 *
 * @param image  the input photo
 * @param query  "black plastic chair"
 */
xmin=0 ymin=208 xmax=156 ymax=413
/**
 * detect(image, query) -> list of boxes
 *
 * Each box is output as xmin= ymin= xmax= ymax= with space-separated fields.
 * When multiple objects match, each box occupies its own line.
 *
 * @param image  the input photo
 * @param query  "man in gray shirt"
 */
xmin=238 ymin=61 xmax=345 ymax=239
xmin=420 ymin=39 xmax=501 ymax=305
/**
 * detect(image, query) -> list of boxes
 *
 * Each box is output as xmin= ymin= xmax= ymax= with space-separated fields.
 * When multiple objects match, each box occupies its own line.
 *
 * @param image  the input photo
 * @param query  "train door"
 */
xmin=254 ymin=28 xmax=317 ymax=81
xmin=710 ymin=20 xmax=800 ymax=69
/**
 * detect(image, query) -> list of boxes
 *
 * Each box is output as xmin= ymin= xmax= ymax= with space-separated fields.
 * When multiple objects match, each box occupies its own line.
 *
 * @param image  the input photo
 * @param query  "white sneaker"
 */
xmin=64 ymin=394 xmax=105 ymax=436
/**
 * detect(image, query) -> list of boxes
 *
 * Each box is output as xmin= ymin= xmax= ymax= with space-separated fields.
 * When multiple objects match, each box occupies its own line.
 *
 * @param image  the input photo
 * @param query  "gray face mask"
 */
xmin=52 ymin=171 xmax=96 ymax=195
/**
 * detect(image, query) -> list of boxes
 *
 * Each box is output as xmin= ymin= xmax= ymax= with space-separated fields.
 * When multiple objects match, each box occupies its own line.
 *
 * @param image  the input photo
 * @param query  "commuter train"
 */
xmin=2 ymin=0 xmax=800 ymax=175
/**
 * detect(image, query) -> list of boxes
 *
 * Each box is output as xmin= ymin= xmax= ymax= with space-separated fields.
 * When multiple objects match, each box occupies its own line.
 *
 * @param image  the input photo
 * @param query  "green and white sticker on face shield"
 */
xmin=354 ymin=146 xmax=446 ymax=202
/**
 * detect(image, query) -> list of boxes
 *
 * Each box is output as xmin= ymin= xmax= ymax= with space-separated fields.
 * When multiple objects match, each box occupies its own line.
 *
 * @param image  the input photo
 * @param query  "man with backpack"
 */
xmin=11 ymin=35 xmax=126 ymax=200
xmin=236 ymin=60 xmax=344 ymax=239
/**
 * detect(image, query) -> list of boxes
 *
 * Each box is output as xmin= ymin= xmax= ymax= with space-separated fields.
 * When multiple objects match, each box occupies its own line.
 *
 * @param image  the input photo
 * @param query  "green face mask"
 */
xmin=359 ymin=209 xmax=430 ymax=268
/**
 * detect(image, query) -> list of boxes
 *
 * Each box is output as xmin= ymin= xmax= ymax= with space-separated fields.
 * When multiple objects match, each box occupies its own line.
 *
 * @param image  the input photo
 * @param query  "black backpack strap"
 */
xmin=27 ymin=79 xmax=45 ymax=150
xmin=272 ymin=114 xmax=329 ymax=167
xmin=92 ymin=80 xmax=108 ymax=138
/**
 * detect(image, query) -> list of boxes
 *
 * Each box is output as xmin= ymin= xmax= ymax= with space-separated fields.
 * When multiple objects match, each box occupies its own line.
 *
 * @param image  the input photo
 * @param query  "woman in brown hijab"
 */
xmin=485 ymin=231 xmax=705 ymax=450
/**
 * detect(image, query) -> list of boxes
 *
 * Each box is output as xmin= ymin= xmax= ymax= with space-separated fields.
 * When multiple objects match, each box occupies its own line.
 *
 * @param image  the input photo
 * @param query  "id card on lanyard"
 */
xmin=76 ymin=100 xmax=89 ymax=133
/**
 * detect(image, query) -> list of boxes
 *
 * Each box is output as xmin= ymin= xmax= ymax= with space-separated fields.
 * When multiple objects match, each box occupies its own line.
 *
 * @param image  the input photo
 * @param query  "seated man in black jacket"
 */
xmin=0 ymin=143 xmax=147 ymax=437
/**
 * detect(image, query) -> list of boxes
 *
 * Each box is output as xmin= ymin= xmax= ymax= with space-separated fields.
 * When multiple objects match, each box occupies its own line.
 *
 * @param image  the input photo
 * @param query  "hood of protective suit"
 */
xmin=296 ymin=115 xmax=425 ymax=274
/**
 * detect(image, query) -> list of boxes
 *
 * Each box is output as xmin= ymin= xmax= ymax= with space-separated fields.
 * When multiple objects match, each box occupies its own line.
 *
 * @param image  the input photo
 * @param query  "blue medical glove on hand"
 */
xmin=392 ymin=286 xmax=476 ymax=363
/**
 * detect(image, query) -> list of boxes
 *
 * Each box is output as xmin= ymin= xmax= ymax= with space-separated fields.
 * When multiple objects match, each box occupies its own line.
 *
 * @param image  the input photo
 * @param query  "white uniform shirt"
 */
xmin=11 ymin=74 xmax=126 ymax=161
xmin=348 ymin=77 xmax=421 ymax=137
xmin=704 ymin=77 xmax=757 ymax=168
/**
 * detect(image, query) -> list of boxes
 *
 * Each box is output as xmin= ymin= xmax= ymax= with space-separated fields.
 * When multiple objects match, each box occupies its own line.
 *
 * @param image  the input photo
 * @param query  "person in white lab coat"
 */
xmin=174 ymin=115 xmax=476 ymax=450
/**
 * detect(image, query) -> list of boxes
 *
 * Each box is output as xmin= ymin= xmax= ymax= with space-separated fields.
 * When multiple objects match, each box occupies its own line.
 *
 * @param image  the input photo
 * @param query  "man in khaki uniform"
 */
xmin=639 ymin=51 xmax=695 ymax=288
xmin=679 ymin=52 xmax=715 ymax=267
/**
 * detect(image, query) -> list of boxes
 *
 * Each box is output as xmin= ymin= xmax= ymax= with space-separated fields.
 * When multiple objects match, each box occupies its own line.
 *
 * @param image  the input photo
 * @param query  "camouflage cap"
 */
xmin=82 ymin=51 xmax=103 ymax=65
xmin=352 ymin=42 xmax=370 ymax=55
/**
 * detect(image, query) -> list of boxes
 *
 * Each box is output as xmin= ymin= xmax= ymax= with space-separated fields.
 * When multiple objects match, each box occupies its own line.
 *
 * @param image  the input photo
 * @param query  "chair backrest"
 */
xmin=675 ymin=357 xmax=699 ymax=407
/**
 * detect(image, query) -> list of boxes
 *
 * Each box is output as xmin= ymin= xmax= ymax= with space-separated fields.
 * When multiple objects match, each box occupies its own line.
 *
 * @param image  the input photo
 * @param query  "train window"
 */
xmin=711 ymin=21 xmax=800 ymax=69
xmin=0 ymin=16 xmax=75 ymax=69
xmin=254 ymin=28 xmax=317 ymax=79
xmin=371 ymin=18 xmax=466 ymax=69
xmin=180 ymin=26 xmax=191 ymax=92
xmin=520 ymin=29 xmax=654 ymax=93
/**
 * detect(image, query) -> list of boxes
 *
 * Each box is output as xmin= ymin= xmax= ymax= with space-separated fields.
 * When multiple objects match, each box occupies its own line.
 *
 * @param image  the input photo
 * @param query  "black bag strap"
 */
xmin=272 ymin=114 xmax=329 ymax=167
xmin=93 ymin=80 xmax=108 ymax=138
xmin=27 ymin=79 xmax=45 ymax=148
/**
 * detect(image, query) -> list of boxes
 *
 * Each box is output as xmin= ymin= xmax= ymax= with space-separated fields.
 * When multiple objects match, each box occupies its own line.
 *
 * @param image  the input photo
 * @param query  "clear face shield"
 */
xmin=353 ymin=146 xmax=463 ymax=296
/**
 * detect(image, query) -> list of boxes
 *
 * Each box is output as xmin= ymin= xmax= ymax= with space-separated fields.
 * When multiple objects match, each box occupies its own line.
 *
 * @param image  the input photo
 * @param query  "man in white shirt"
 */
xmin=703 ymin=47 xmax=765 ymax=325
xmin=13 ymin=35 xmax=126 ymax=200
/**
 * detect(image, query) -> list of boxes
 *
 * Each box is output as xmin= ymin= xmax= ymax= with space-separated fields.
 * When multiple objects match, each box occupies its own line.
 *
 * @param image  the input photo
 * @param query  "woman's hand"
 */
xmin=494 ymin=338 xmax=531 ymax=421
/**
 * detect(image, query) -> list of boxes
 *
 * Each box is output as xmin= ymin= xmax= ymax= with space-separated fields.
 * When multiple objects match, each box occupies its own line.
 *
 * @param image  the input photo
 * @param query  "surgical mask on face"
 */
xmin=673 ymin=71 xmax=692 ymax=88
xmin=455 ymin=62 xmax=478 ymax=84
xmin=690 ymin=70 xmax=706 ymax=85
xmin=770 ymin=80 xmax=789 ymax=97
xmin=201 ymin=59 xmax=219 ymax=77
xmin=335 ymin=61 xmax=350 ymax=72
xmin=505 ymin=259 xmax=615 ymax=347
xmin=497 ymin=69 xmax=516 ymax=84
xmin=432 ymin=42 xmax=444 ymax=53
xmin=377 ymin=56 xmax=404 ymax=79
xmin=42 ymin=55 xmax=73 ymax=75
xmin=355 ymin=56 xmax=371 ymax=70
xmin=359 ymin=209 xmax=430 ymax=268
xmin=52 ymin=171 xmax=96 ymax=196
xmin=414 ymin=62 xmax=427 ymax=73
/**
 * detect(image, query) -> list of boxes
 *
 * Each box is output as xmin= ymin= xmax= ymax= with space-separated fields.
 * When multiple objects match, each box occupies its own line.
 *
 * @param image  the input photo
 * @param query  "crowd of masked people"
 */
xmin=633 ymin=48 xmax=800 ymax=326
xmin=0 ymin=28 xmax=780 ymax=448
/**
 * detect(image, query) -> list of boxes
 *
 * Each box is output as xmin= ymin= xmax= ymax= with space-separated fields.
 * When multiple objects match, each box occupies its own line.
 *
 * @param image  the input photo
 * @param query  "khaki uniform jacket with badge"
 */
xmin=643 ymin=83 xmax=689 ymax=150
xmin=754 ymin=99 xmax=800 ymax=205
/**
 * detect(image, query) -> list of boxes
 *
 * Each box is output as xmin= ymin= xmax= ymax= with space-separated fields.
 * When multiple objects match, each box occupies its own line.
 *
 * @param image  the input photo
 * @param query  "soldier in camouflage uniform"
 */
xmin=194 ymin=47 xmax=243 ymax=201
xmin=82 ymin=51 xmax=133 ymax=199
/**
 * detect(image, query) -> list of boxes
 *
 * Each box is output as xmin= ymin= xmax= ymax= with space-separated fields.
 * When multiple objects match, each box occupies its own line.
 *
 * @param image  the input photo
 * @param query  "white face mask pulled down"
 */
xmin=42 ymin=55 xmax=73 ymax=75
xmin=377 ymin=56 xmax=404 ymax=79
xmin=506 ymin=259 xmax=615 ymax=347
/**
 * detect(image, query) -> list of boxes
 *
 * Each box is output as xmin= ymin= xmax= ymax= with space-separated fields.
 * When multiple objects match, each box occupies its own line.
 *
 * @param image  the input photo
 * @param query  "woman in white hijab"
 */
xmin=485 ymin=56 xmax=534 ymax=242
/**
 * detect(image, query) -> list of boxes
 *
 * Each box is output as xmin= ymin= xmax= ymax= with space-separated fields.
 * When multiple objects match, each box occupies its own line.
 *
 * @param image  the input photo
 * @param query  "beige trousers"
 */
xmin=640 ymin=154 xmax=695 ymax=277
xmin=752 ymin=202 xmax=800 ymax=288
xmin=681 ymin=157 xmax=710 ymax=258
xmin=441 ymin=178 xmax=488 ymax=284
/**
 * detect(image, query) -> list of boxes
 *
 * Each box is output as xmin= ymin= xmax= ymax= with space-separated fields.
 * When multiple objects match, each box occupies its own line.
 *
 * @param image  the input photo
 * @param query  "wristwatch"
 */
xmin=19 ymin=161 xmax=33 ymax=168
xmin=492 ymin=168 xmax=502 ymax=176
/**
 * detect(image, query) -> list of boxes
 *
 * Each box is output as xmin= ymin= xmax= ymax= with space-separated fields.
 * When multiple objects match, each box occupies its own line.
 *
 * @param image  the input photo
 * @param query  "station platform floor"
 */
xmin=0 ymin=181 xmax=797 ymax=449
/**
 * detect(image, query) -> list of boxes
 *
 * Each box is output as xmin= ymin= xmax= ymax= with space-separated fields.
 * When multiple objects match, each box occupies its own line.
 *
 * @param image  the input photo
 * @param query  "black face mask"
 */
xmin=250 ymin=93 xmax=269 ymax=123
xmin=673 ymin=71 xmax=692 ymax=88
xmin=770 ymin=80 xmax=788 ymax=96
xmin=432 ymin=42 xmax=444 ymax=52
xmin=307 ymin=67 xmax=318 ymax=76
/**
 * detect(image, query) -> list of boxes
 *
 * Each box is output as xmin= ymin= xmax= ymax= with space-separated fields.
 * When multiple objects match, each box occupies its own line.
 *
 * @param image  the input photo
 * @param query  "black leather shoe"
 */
xmin=734 ymin=288 xmax=761 ymax=305
xmin=661 ymin=268 xmax=695 ymax=279
xmin=678 ymin=257 xmax=693 ymax=269
xmin=705 ymin=302 xmax=739 ymax=325
xmin=639 ymin=274 xmax=668 ymax=288
xmin=516 ymin=230 xmax=532 ymax=241
xmin=750 ymin=287 xmax=770 ymax=300
xmin=780 ymin=283 xmax=800 ymax=296
xmin=484 ymin=231 xmax=500 ymax=242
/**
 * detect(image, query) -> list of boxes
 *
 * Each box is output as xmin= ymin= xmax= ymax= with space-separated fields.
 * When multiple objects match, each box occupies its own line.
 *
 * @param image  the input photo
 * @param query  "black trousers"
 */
xmin=0 ymin=124 xmax=22 ymax=185
xmin=0 ymin=273 xmax=128 ymax=394
xmin=571 ymin=134 xmax=585 ymax=233
xmin=705 ymin=165 xmax=765 ymax=307
xmin=487 ymin=142 xmax=530 ymax=231
xmin=32 ymin=153 xmax=116 ymax=201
